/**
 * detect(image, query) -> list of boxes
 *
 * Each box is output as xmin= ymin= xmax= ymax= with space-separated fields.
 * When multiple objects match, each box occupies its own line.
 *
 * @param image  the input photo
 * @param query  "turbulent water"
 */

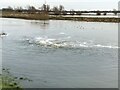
xmin=0 ymin=18 xmax=118 ymax=88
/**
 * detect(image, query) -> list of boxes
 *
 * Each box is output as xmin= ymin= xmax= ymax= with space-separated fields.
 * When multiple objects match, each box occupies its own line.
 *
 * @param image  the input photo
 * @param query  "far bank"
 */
xmin=1 ymin=12 xmax=120 ymax=23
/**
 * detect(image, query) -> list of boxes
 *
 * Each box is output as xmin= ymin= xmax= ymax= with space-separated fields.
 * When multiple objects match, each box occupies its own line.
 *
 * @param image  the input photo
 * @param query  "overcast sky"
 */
xmin=0 ymin=0 xmax=119 ymax=10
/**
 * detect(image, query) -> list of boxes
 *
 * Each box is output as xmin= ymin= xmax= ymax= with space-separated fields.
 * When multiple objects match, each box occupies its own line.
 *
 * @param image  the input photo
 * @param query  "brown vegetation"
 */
xmin=2 ymin=11 xmax=49 ymax=20
xmin=2 ymin=11 xmax=120 ymax=23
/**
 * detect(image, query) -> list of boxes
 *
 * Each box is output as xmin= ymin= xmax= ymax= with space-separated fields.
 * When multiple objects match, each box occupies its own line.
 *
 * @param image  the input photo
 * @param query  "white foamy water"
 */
xmin=24 ymin=37 xmax=119 ymax=49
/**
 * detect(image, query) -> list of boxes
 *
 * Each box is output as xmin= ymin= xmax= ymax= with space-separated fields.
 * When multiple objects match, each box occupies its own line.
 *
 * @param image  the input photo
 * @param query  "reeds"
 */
xmin=2 ymin=11 xmax=120 ymax=23
xmin=2 ymin=11 xmax=49 ymax=20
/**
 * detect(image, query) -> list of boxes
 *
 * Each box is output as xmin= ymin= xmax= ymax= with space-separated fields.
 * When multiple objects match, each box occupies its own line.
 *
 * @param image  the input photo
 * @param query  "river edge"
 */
xmin=1 ymin=15 xmax=120 ymax=23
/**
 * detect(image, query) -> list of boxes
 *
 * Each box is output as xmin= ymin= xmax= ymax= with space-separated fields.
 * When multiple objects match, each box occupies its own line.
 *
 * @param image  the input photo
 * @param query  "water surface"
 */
xmin=0 ymin=18 xmax=118 ymax=88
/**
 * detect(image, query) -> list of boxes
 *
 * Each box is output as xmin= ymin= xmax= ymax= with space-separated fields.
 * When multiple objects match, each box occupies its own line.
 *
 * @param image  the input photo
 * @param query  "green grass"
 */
xmin=0 ymin=68 xmax=32 ymax=90
xmin=0 ymin=68 xmax=22 ymax=90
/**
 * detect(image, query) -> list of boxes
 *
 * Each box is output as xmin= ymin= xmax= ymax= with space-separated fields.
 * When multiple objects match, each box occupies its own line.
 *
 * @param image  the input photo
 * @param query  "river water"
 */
xmin=0 ymin=18 xmax=118 ymax=88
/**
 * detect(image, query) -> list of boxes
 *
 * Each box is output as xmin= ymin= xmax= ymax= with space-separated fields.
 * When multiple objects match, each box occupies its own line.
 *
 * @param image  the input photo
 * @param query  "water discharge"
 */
xmin=1 ymin=18 xmax=118 ymax=88
xmin=23 ymin=36 xmax=119 ymax=49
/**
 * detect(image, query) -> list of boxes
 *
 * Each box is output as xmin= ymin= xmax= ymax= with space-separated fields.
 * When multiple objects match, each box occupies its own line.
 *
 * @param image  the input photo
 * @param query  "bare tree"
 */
xmin=15 ymin=6 xmax=23 ymax=10
xmin=59 ymin=5 xmax=64 ymax=11
xmin=27 ymin=6 xmax=36 ymax=11
xmin=14 ymin=6 xmax=23 ymax=13
xmin=27 ymin=6 xmax=36 ymax=14
xmin=41 ymin=4 xmax=50 ymax=12
xmin=7 ymin=6 xmax=13 ymax=10
xmin=46 ymin=5 xmax=50 ymax=12
xmin=40 ymin=4 xmax=49 ymax=24
xmin=41 ymin=4 xmax=47 ymax=11
xmin=2 ymin=6 xmax=13 ymax=11
xmin=53 ymin=6 xmax=59 ymax=15
xmin=59 ymin=5 xmax=64 ymax=15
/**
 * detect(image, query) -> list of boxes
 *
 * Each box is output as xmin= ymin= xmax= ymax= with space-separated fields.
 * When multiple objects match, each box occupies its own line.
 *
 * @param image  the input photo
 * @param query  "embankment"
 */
xmin=1 ymin=12 xmax=120 ymax=23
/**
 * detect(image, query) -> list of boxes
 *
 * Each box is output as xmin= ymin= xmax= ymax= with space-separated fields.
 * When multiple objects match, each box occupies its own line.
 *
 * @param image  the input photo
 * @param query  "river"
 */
xmin=0 ymin=18 xmax=118 ymax=88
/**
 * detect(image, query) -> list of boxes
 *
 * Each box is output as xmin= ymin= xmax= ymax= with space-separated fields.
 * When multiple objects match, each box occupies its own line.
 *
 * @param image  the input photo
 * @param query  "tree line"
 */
xmin=2 ymin=4 xmax=67 ymax=15
xmin=2 ymin=4 xmax=118 ymax=15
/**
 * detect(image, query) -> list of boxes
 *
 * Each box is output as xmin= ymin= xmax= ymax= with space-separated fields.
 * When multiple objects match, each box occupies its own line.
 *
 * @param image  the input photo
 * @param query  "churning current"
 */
xmin=0 ymin=18 xmax=118 ymax=88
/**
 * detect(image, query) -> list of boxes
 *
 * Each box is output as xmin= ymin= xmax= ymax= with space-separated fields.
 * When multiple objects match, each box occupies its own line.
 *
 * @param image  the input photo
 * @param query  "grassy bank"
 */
xmin=0 ymin=68 xmax=32 ymax=90
xmin=0 ymin=68 xmax=22 ymax=90
xmin=1 ymin=11 xmax=120 ymax=23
